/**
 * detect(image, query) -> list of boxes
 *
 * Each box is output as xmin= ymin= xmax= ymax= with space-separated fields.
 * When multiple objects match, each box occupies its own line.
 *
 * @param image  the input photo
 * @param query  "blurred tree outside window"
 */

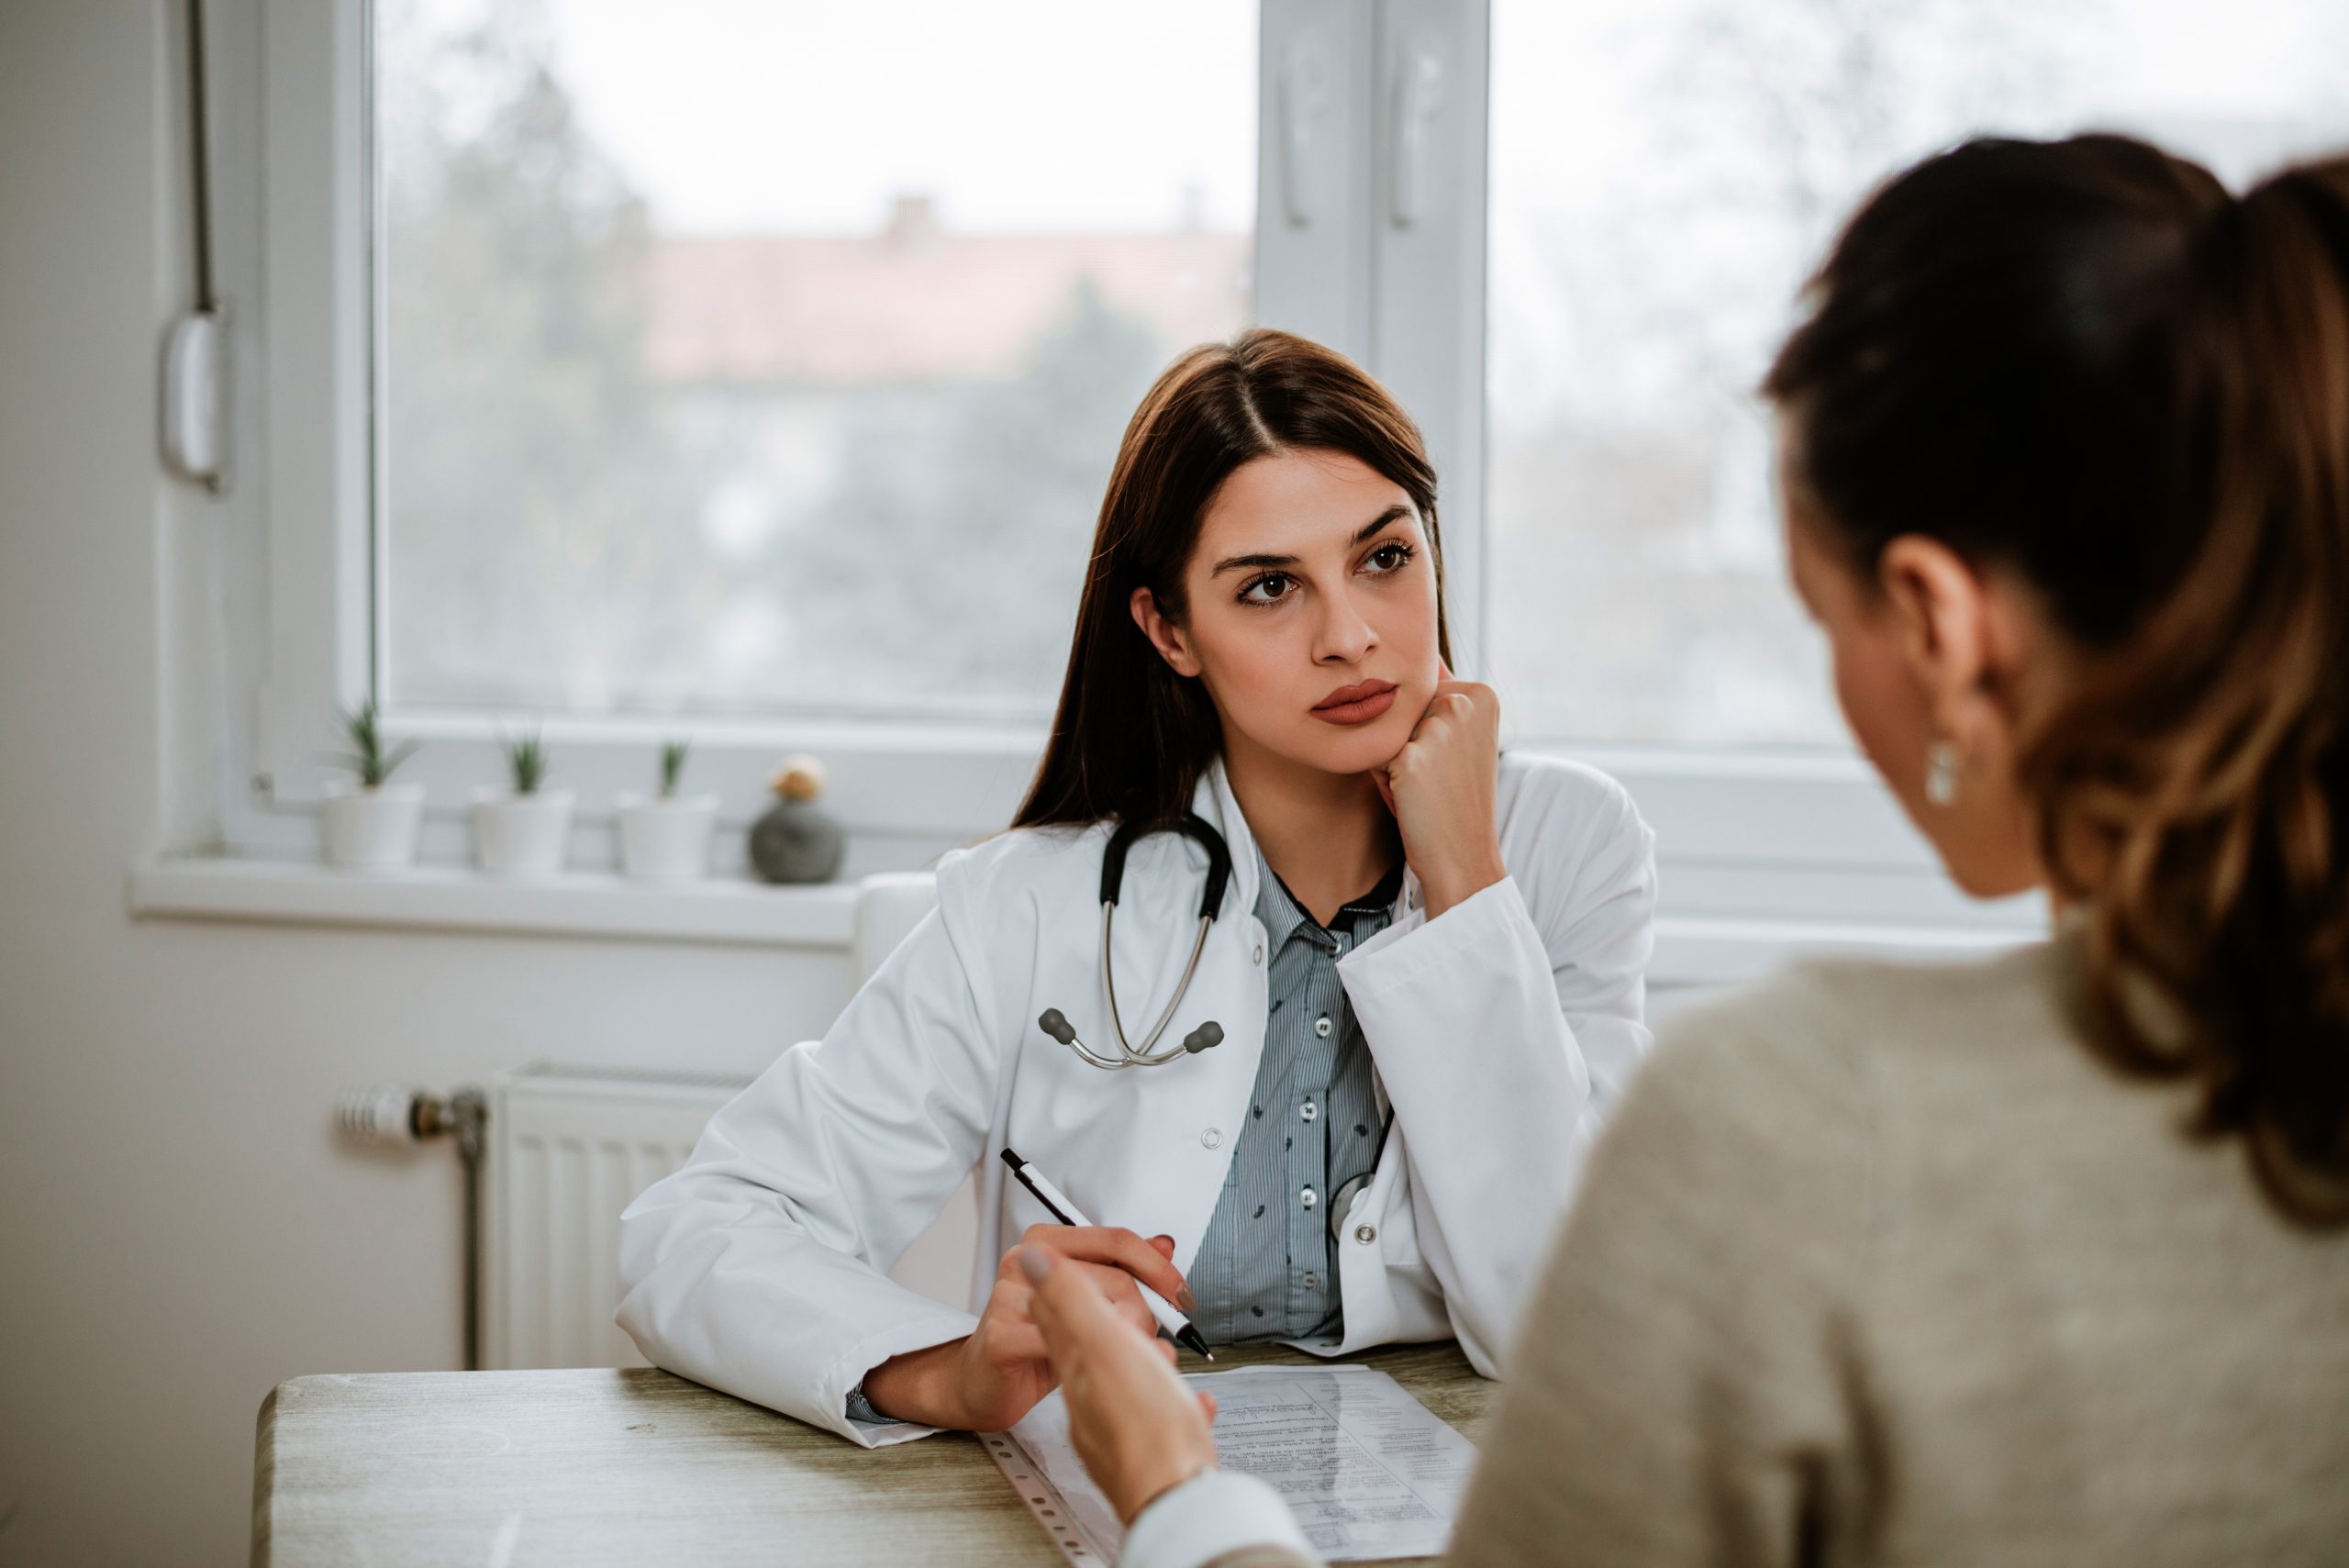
xmin=378 ymin=0 xmax=1256 ymax=721
xmin=1487 ymin=0 xmax=2349 ymax=747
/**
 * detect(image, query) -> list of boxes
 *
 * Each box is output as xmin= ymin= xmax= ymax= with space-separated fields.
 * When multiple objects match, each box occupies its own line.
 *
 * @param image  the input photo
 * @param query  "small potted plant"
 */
xmin=472 ymin=728 xmax=573 ymax=878
xmin=617 ymin=740 xmax=719 ymax=882
xmin=320 ymin=700 xmax=425 ymax=869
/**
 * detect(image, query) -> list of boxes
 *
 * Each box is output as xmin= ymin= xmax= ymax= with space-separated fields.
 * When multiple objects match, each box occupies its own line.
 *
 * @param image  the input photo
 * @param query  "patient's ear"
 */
xmin=1130 ymin=587 xmax=1202 ymax=678
xmin=1877 ymin=535 xmax=1995 ymax=743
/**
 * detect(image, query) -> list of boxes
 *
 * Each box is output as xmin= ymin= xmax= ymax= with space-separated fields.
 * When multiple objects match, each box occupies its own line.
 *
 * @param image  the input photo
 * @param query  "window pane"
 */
xmin=378 ymin=0 xmax=1256 ymax=720
xmin=1486 ymin=0 xmax=2349 ymax=747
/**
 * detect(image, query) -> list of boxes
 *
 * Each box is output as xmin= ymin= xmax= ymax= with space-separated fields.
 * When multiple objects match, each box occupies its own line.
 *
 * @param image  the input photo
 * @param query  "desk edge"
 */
xmin=251 ymin=1381 xmax=291 ymax=1568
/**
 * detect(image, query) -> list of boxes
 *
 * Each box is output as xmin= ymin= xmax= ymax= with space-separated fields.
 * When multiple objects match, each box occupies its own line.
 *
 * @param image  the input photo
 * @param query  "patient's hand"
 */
xmin=865 ymin=1226 xmax=1186 ymax=1434
xmin=1019 ymin=1243 xmax=1220 ymax=1523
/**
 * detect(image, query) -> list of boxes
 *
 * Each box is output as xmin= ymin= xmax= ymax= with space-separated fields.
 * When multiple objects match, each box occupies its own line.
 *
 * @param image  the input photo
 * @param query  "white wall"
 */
xmin=0 ymin=8 xmax=858 ymax=1563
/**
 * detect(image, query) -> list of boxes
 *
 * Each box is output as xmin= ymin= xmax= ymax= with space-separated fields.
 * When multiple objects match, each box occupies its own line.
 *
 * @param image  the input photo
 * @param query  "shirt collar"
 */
xmin=1192 ymin=757 xmax=1418 ymax=932
xmin=1253 ymin=844 xmax=1405 ymax=951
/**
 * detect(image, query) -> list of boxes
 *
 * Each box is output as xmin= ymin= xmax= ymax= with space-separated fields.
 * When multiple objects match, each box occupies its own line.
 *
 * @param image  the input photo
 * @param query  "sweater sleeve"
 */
xmin=1444 ymin=972 xmax=1877 ymax=1568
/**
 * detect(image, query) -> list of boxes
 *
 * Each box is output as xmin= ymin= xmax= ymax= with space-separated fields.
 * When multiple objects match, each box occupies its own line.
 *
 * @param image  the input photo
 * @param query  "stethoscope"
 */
xmin=1037 ymin=811 xmax=1393 ymax=1241
xmin=1036 ymin=813 xmax=1232 ymax=1070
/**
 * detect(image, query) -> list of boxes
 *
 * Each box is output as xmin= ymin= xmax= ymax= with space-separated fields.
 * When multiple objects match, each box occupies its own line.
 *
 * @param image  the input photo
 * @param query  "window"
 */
xmin=223 ymin=0 xmax=2349 ymax=955
xmin=1486 ymin=0 xmax=2349 ymax=747
xmin=377 ymin=0 xmax=1257 ymax=724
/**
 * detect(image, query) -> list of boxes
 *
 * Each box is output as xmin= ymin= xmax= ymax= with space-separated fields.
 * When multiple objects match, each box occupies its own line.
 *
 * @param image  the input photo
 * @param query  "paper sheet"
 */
xmin=983 ymin=1365 xmax=1479 ymax=1565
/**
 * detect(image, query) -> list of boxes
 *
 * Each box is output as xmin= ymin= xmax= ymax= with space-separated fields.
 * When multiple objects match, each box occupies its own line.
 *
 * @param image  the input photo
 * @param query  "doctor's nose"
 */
xmin=1312 ymin=593 xmax=1377 ymax=664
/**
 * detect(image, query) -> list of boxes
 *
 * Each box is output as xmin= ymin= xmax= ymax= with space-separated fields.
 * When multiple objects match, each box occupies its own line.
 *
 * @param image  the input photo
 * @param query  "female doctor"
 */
xmin=616 ymin=328 xmax=1657 ymax=1444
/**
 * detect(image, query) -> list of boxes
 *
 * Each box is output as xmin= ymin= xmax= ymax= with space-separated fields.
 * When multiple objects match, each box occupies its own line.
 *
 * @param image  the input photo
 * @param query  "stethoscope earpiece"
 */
xmin=1037 ymin=1008 xmax=1077 ymax=1046
xmin=1182 ymin=1021 xmax=1222 ymax=1054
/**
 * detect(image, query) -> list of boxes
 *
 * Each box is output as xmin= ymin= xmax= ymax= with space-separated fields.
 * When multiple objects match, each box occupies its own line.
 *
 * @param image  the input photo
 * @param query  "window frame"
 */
xmin=214 ymin=0 xmax=2041 ymax=948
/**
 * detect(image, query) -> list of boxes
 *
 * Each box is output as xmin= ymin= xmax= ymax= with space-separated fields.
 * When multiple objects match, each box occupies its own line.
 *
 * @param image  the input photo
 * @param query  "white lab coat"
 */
xmin=616 ymin=752 xmax=1656 ymax=1445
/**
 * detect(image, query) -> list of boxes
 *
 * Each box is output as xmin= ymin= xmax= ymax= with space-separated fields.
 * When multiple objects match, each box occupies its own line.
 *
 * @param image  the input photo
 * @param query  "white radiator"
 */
xmin=484 ymin=1061 xmax=980 ymax=1370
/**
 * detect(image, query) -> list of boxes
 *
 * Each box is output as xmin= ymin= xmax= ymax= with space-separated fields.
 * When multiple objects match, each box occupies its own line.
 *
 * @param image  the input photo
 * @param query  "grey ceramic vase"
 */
xmin=750 ymin=757 xmax=844 ymax=884
xmin=751 ymin=798 xmax=845 ymax=884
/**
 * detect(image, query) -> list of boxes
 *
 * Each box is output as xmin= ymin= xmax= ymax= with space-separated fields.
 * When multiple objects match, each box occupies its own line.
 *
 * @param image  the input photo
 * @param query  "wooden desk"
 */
xmin=253 ymin=1341 xmax=1492 ymax=1567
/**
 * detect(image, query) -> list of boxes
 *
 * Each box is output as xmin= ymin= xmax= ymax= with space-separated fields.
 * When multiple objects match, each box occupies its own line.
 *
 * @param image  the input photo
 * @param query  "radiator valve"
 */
xmin=336 ymin=1085 xmax=487 ymax=1156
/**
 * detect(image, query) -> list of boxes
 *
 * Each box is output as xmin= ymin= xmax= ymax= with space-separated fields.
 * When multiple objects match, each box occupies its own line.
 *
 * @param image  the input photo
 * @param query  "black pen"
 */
xmin=1000 ymin=1146 xmax=1214 ymax=1360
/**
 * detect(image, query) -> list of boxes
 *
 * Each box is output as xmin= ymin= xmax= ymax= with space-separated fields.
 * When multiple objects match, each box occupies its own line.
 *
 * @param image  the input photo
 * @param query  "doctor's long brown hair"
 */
xmin=1766 ymin=136 xmax=2349 ymax=1223
xmin=1014 ymin=329 xmax=1453 ymax=831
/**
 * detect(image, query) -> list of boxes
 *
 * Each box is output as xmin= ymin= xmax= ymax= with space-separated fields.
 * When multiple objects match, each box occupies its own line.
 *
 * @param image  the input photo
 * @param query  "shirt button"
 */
xmin=1200 ymin=1128 xmax=1222 ymax=1150
xmin=1301 ymin=1273 xmax=1320 ymax=1289
xmin=1354 ymin=1224 xmax=1377 ymax=1244
xmin=1300 ymin=1102 xmax=1318 ymax=1121
xmin=1313 ymin=1016 xmax=1332 ymax=1039
xmin=1300 ymin=1186 xmax=1318 ymax=1208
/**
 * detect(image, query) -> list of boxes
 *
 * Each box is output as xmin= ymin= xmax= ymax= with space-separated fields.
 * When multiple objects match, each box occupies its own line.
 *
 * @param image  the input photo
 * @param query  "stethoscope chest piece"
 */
xmin=1038 ymin=812 xmax=1232 ymax=1071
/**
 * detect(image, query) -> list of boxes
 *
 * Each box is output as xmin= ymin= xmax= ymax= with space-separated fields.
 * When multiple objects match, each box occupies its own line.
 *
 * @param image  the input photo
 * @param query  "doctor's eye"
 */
xmin=1238 ymin=572 xmax=1296 ymax=606
xmin=1362 ymin=542 xmax=1415 ymax=576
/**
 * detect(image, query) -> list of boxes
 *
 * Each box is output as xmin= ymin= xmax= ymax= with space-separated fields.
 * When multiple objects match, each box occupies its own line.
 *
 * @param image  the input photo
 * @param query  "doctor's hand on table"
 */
xmin=863 ymin=1226 xmax=1195 ymax=1433
xmin=1374 ymin=662 xmax=1508 ymax=922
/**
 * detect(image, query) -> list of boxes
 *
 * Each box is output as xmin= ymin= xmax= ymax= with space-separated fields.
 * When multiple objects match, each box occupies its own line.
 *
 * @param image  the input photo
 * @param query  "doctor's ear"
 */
xmin=1130 ymin=587 xmax=1204 ymax=679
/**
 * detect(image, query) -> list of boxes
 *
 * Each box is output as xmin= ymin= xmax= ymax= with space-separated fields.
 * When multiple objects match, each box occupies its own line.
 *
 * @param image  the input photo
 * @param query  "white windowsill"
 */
xmin=129 ymin=854 xmax=2039 ymax=982
xmin=128 ymin=856 xmax=861 ymax=949
xmin=1646 ymin=915 xmax=2034 ymax=988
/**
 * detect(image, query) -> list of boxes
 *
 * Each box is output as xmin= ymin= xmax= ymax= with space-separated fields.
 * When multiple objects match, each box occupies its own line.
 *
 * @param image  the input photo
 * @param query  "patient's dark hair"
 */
xmin=1766 ymin=134 xmax=2349 ymax=1223
xmin=1014 ymin=328 xmax=1450 ymax=832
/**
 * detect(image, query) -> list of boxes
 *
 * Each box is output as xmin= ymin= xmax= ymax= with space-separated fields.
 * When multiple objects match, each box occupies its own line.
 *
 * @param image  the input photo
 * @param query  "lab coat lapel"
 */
xmin=1003 ymin=764 xmax=1272 ymax=1275
xmin=1190 ymin=760 xmax=1263 ymax=917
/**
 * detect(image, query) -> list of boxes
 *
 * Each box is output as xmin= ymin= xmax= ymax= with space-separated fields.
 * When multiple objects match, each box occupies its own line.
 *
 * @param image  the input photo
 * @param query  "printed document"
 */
xmin=983 ymin=1364 xmax=1479 ymax=1564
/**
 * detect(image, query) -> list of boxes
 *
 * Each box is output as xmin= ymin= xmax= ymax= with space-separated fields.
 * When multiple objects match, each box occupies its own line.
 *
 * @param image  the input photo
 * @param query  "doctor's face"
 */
xmin=1132 ymin=449 xmax=1442 ymax=781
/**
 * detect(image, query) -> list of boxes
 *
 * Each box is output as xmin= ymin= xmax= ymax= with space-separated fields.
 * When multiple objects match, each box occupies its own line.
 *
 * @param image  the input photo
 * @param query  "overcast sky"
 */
xmin=518 ymin=0 xmax=1257 ymax=235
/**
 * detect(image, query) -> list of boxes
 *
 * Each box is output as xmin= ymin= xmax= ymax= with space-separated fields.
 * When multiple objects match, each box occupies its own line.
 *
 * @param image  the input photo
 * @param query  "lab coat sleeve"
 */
xmin=615 ymin=879 xmax=1014 ymax=1446
xmin=1337 ymin=784 xmax=1657 ymax=1376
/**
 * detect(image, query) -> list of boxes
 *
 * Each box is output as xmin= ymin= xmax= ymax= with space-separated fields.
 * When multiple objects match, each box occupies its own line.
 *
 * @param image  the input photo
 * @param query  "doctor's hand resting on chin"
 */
xmin=1371 ymin=663 xmax=1506 ymax=922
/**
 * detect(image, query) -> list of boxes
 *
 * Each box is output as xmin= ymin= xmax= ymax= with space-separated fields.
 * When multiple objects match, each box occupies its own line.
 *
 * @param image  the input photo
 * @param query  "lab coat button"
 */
xmin=1354 ymin=1224 xmax=1377 ymax=1245
xmin=1313 ymin=1016 xmax=1332 ymax=1038
xmin=1252 ymin=941 xmax=1264 ymax=965
xmin=1300 ymin=1186 xmax=1318 ymax=1208
xmin=1200 ymin=1128 xmax=1223 ymax=1150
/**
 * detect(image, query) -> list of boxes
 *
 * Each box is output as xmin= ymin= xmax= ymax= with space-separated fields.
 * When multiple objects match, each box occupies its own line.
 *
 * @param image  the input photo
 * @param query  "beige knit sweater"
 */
xmin=1186 ymin=936 xmax=2349 ymax=1567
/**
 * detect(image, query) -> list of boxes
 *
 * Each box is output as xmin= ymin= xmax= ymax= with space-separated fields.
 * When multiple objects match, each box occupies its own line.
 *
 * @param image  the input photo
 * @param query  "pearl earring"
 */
xmin=1925 ymin=740 xmax=1961 ymax=806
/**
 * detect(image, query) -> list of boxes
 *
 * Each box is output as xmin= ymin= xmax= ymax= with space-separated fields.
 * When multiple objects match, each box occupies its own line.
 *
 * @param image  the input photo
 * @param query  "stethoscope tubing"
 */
xmin=1042 ymin=812 xmax=1232 ymax=1072
xmin=1085 ymin=906 xmax=1216 ymax=1069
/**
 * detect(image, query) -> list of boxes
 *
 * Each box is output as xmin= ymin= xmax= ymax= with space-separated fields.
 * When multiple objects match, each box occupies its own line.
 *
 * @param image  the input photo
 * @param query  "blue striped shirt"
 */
xmin=1187 ymin=848 xmax=1398 ymax=1344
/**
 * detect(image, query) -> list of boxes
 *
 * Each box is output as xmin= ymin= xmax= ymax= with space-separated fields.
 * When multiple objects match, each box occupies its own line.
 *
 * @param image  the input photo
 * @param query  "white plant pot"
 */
xmin=617 ymin=792 xmax=719 ymax=882
xmin=472 ymin=787 xmax=574 ymax=878
xmin=320 ymin=780 xmax=425 ymax=870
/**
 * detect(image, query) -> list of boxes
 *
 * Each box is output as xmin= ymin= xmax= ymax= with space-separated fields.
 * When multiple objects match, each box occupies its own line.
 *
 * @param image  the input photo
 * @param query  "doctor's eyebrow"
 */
xmin=1209 ymin=504 xmax=1415 ymax=577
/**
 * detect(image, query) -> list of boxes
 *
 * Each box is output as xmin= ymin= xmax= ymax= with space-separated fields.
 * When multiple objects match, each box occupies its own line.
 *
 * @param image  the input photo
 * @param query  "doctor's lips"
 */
xmin=1311 ymin=678 xmax=1398 ymax=726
